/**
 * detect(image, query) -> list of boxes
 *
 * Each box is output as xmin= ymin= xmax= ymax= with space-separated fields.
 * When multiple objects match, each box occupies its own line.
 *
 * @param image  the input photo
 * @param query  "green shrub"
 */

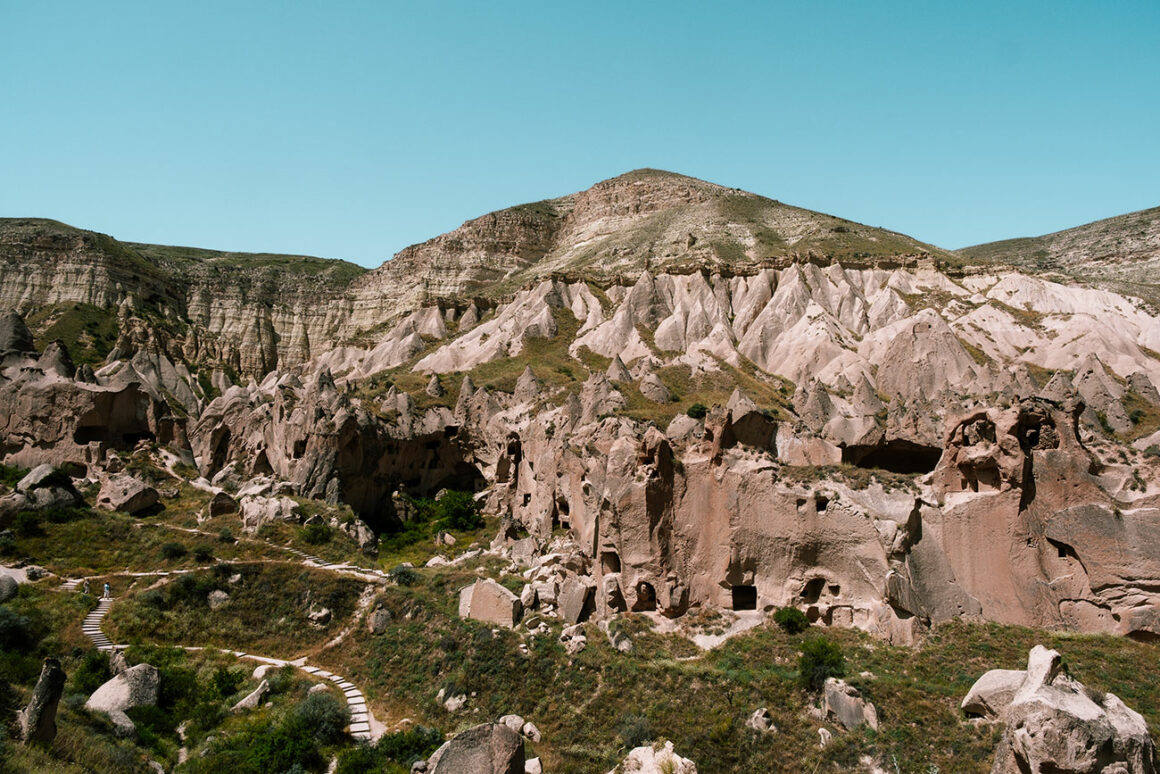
xmin=212 ymin=666 xmax=244 ymax=699
xmin=617 ymin=712 xmax=653 ymax=749
xmin=387 ymin=565 xmax=419 ymax=587
xmin=13 ymin=512 xmax=44 ymax=538
xmin=218 ymin=528 xmax=235 ymax=543
xmin=70 ymin=650 xmax=111 ymax=696
xmin=301 ymin=523 xmax=331 ymax=545
xmin=0 ymin=608 xmax=34 ymax=650
xmin=435 ymin=490 xmax=483 ymax=531
xmin=1145 ymin=445 xmax=1160 ymax=459
xmin=193 ymin=545 xmax=214 ymax=563
xmin=773 ymin=606 xmax=810 ymax=634
xmin=686 ymin=402 xmax=709 ymax=419
xmin=160 ymin=542 xmax=188 ymax=560
xmin=0 ymin=464 xmax=30 ymax=489
xmin=798 ymin=636 xmax=846 ymax=692
xmin=295 ymin=691 xmax=349 ymax=744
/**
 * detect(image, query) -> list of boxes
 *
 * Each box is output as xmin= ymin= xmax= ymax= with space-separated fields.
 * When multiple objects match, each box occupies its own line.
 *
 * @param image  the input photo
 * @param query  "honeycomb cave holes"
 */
xmin=841 ymin=439 xmax=942 ymax=475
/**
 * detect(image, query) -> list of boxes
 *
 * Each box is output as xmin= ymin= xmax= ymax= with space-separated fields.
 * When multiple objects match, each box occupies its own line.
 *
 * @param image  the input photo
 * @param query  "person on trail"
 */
xmin=82 ymin=579 xmax=90 ymax=595
xmin=103 ymin=582 xmax=111 ymax=599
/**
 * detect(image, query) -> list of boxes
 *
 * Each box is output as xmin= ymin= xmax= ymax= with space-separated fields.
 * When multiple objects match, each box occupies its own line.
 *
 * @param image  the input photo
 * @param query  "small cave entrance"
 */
xmin=731 ymin=585 xmax=758 ymax=611
xmin=800 ymin=577 xmax=827 ymax=605
xmin=958 ymin=463 xmax=1001 ymax=492
xmin=632 ymin=582 xmax=658 ymax=612
xmin=601 ymin=551 xmax=621 ymax=574
xmin=209 ymin=428 xmax=231 ymax=475
xmin=841 ymin=440 xmax=942 ymax=474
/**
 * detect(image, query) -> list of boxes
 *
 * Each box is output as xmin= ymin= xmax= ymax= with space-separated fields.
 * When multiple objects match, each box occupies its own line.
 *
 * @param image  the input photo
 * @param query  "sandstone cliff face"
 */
xmin=4 ymin=171 xmax=1160 ymax=643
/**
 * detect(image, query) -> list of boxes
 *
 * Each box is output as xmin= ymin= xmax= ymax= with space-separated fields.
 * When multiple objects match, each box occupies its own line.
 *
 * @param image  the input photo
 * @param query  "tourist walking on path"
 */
xmin=102 ymin=582 xmax=110 ymax=599
xmin=82 ymin=579 xmax=90 ymax=595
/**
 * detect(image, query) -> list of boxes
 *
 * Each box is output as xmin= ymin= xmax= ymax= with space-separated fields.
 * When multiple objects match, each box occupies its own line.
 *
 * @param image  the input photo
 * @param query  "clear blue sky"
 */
xmin=2 ymin=1 xmax=1158 ymax=267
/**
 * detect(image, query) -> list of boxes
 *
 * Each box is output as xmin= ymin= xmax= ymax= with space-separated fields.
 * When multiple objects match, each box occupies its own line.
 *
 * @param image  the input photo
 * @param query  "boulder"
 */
xmin=988 ymin=646 xmax=1159 ymax=774
xmin=0 ymin=310 xmax=35 ymax=353
xmin=207 ymin=590 xmax=230 ymax=610
xmin=961 ymin=669 xmax=1025 ymax=720
xmin=521 ymin=721 xmax=541 ymax=743
xmin=16 ymin=464 xmax=62 ymax=493
xmin=208 ymin=491 xmax=238 ymax=517
xmin=239 ymin=495 xmax=300 ymax=533
xmin=559 ymin=576 xmax=594 ymax=625
xmin=0 ymin=574 xmax=18 ymax=603
xmin=86 ymin=663 xmax=160 ymax=724
xmin=18 ymin=658 xmax=65 ymax=745
xmin=97 ymin=475 xmax=159 ymax=514
xmin=639 ymin=373 xmax=672 ymax=404
xmin=608 ymin=740 xmax=697 ymax=774
xmin=231 ymin=680 xmax=269 ymax=712
xmin=823 ymin=678 xmax=879 ymax=731
xmin=459 ymin=579 xmax=522 ymax=628
xmin=368 ymin=607 xmax=393 ymax=634
xmin=426 ymin=722 xmax=525 ymax=774
xmin=746 ymin=707 xmax=776 ymax=734
xmin=499 ymin=714 xmax=525 ymax=734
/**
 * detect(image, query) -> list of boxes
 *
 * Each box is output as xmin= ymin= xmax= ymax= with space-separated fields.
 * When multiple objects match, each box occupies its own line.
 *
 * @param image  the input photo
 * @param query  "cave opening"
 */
xmin=841 ymin=440 xmax=942 ymax=474
xmin=633 ymin=582 xmax=657 ymax=612
xmin=800 ymin=577 xmax=826 ymax=604
xmin=602 ymin=551 xmax=621 ymax=574
xmin=731 ymin=585 xmax=758 ymax=610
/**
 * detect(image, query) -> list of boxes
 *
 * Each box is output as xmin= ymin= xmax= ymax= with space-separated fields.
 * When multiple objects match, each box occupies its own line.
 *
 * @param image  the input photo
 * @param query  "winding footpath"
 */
xmin=73 ymin=576 xmax=379 ymax=742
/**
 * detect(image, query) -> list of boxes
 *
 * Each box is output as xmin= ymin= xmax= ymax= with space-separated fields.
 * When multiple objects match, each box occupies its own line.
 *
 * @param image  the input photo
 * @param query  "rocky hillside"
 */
xmin=4 ymin=171 xmax=1160 ymax=772
xmin=959 ymin=205 xmax=1160 ymax=307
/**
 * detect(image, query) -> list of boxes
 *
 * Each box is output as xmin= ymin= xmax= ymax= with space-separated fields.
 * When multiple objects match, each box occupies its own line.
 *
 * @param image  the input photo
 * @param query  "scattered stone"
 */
xmin=231 ymin=680 xmax=269 ymax=712
xmin=823 ymin=678 xmax=879 ymax=731
xmin=639 ymin=373 xmax=673 ymax=404
xmin=0 ymin=574 xmax=17 ymax=602
xmin=307 ymin=683 xmax=330 ymax=696
xmin=425 ymin=721 xmax=525 ymax=774
xmin=207 ymin=590 xmax=230 ymax=610
xmin=459 ymin=578 xmax=522 ymax=628
xmin=499 ymin=714 xmax=525 ymax=734
xmin=521 ymin=721 xmax=541 ymax=743
xmin=307 ymin=605 xmax=332 ymax=625
xmin=208 ymin=491 xmax=238 ymax=517
xmin=97 ymin=475 xmax=159 ymax=515
xmin=818 ymin=728 xmax=832 ymax=748
xmin=436 ymin=687 xmax=467 ymax=713
xmin=368 ymin=607 xmax=393 ymax=634
xmin=24 ymin=565 xmax=47 ymax=581
xmin=525 ymin=759 xmax=542 ymax=774
xmin=608 ymin=740 xmax=697 ymax=773
xmin=559 ymin=576 xmax=594 ymax=625
xmin=746 ymin=707 xmax=776 ymax=734
xmin=18 ymin=658 xmax=65 ymax=745
xmin=520 ymin=584 xmax=537 ymax=610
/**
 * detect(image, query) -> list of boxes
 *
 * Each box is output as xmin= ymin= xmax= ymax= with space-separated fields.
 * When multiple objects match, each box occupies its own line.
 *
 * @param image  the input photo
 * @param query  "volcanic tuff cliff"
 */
xmin=3 ymin=169 xmax=1160 ymax=645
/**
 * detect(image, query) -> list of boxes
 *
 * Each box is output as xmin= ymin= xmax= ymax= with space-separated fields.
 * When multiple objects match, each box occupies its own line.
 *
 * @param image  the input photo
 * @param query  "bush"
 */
xmin=218 ymin=528 xmax=235 ymax=543
xmin=435 ymin=490 xmax=483 ymax=531
xmin=295 ymin=691 xmax=350 ymax=745
xmin=212 ymin=666 xmax=244 ymax=699
xmin=0 ymin=464 xmax=30 ymax=489
xmin=301 ymin=523 xmax=331 ymax=545
xmin=686 ymin=402 xmax=709 ymax=419
xmin=0 ymin=607 xmax=33 ymax=650
xmin=71 ymin=650 xmax=111 ymax=696
xmin=193 ymin=545 xmax=214 ymax=563
xmin=773 ymin=606 xmax=810 ymax=634
xmin=798 ymin=636 xmax=846 ymax=692
xmin=13 ymin=512 xmax=44 ymax=538
xmin=617 ymin=712 xmax=653 ymax=749
xmin=160 ymin=542 xmax=188 ymax=560
xmin=387 ymin=565 xmax=419 ymax=587
xmin=1145 ymin=445 xmax=1160 ymax=459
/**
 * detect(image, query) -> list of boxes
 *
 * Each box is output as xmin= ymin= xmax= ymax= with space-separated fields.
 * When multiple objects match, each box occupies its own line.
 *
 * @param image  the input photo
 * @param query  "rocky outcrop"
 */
xmin=823 ymin=679 xmax=879 ymax=731
xmin=18 ymin=658 xmax=65 ymax=745
xmin=459 ymin=579 xmax=522 ymax=628
xmin=609 ymin=741 xmax=697 ymax=774
xmin=424 ymin=721 xmax=525 ymax=774
xmin=983 ymin=646 xmax=1159 ymax=774
xmin=97 ymin=475 xmax=159 ymax=514
xmin=86 ymin=663 xmax=160 ymax=736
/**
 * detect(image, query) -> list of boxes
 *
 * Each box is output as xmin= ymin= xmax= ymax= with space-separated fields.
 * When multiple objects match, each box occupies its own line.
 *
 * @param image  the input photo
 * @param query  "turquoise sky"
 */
xmin=2 ymin=1 xmax=1158 ymax=267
